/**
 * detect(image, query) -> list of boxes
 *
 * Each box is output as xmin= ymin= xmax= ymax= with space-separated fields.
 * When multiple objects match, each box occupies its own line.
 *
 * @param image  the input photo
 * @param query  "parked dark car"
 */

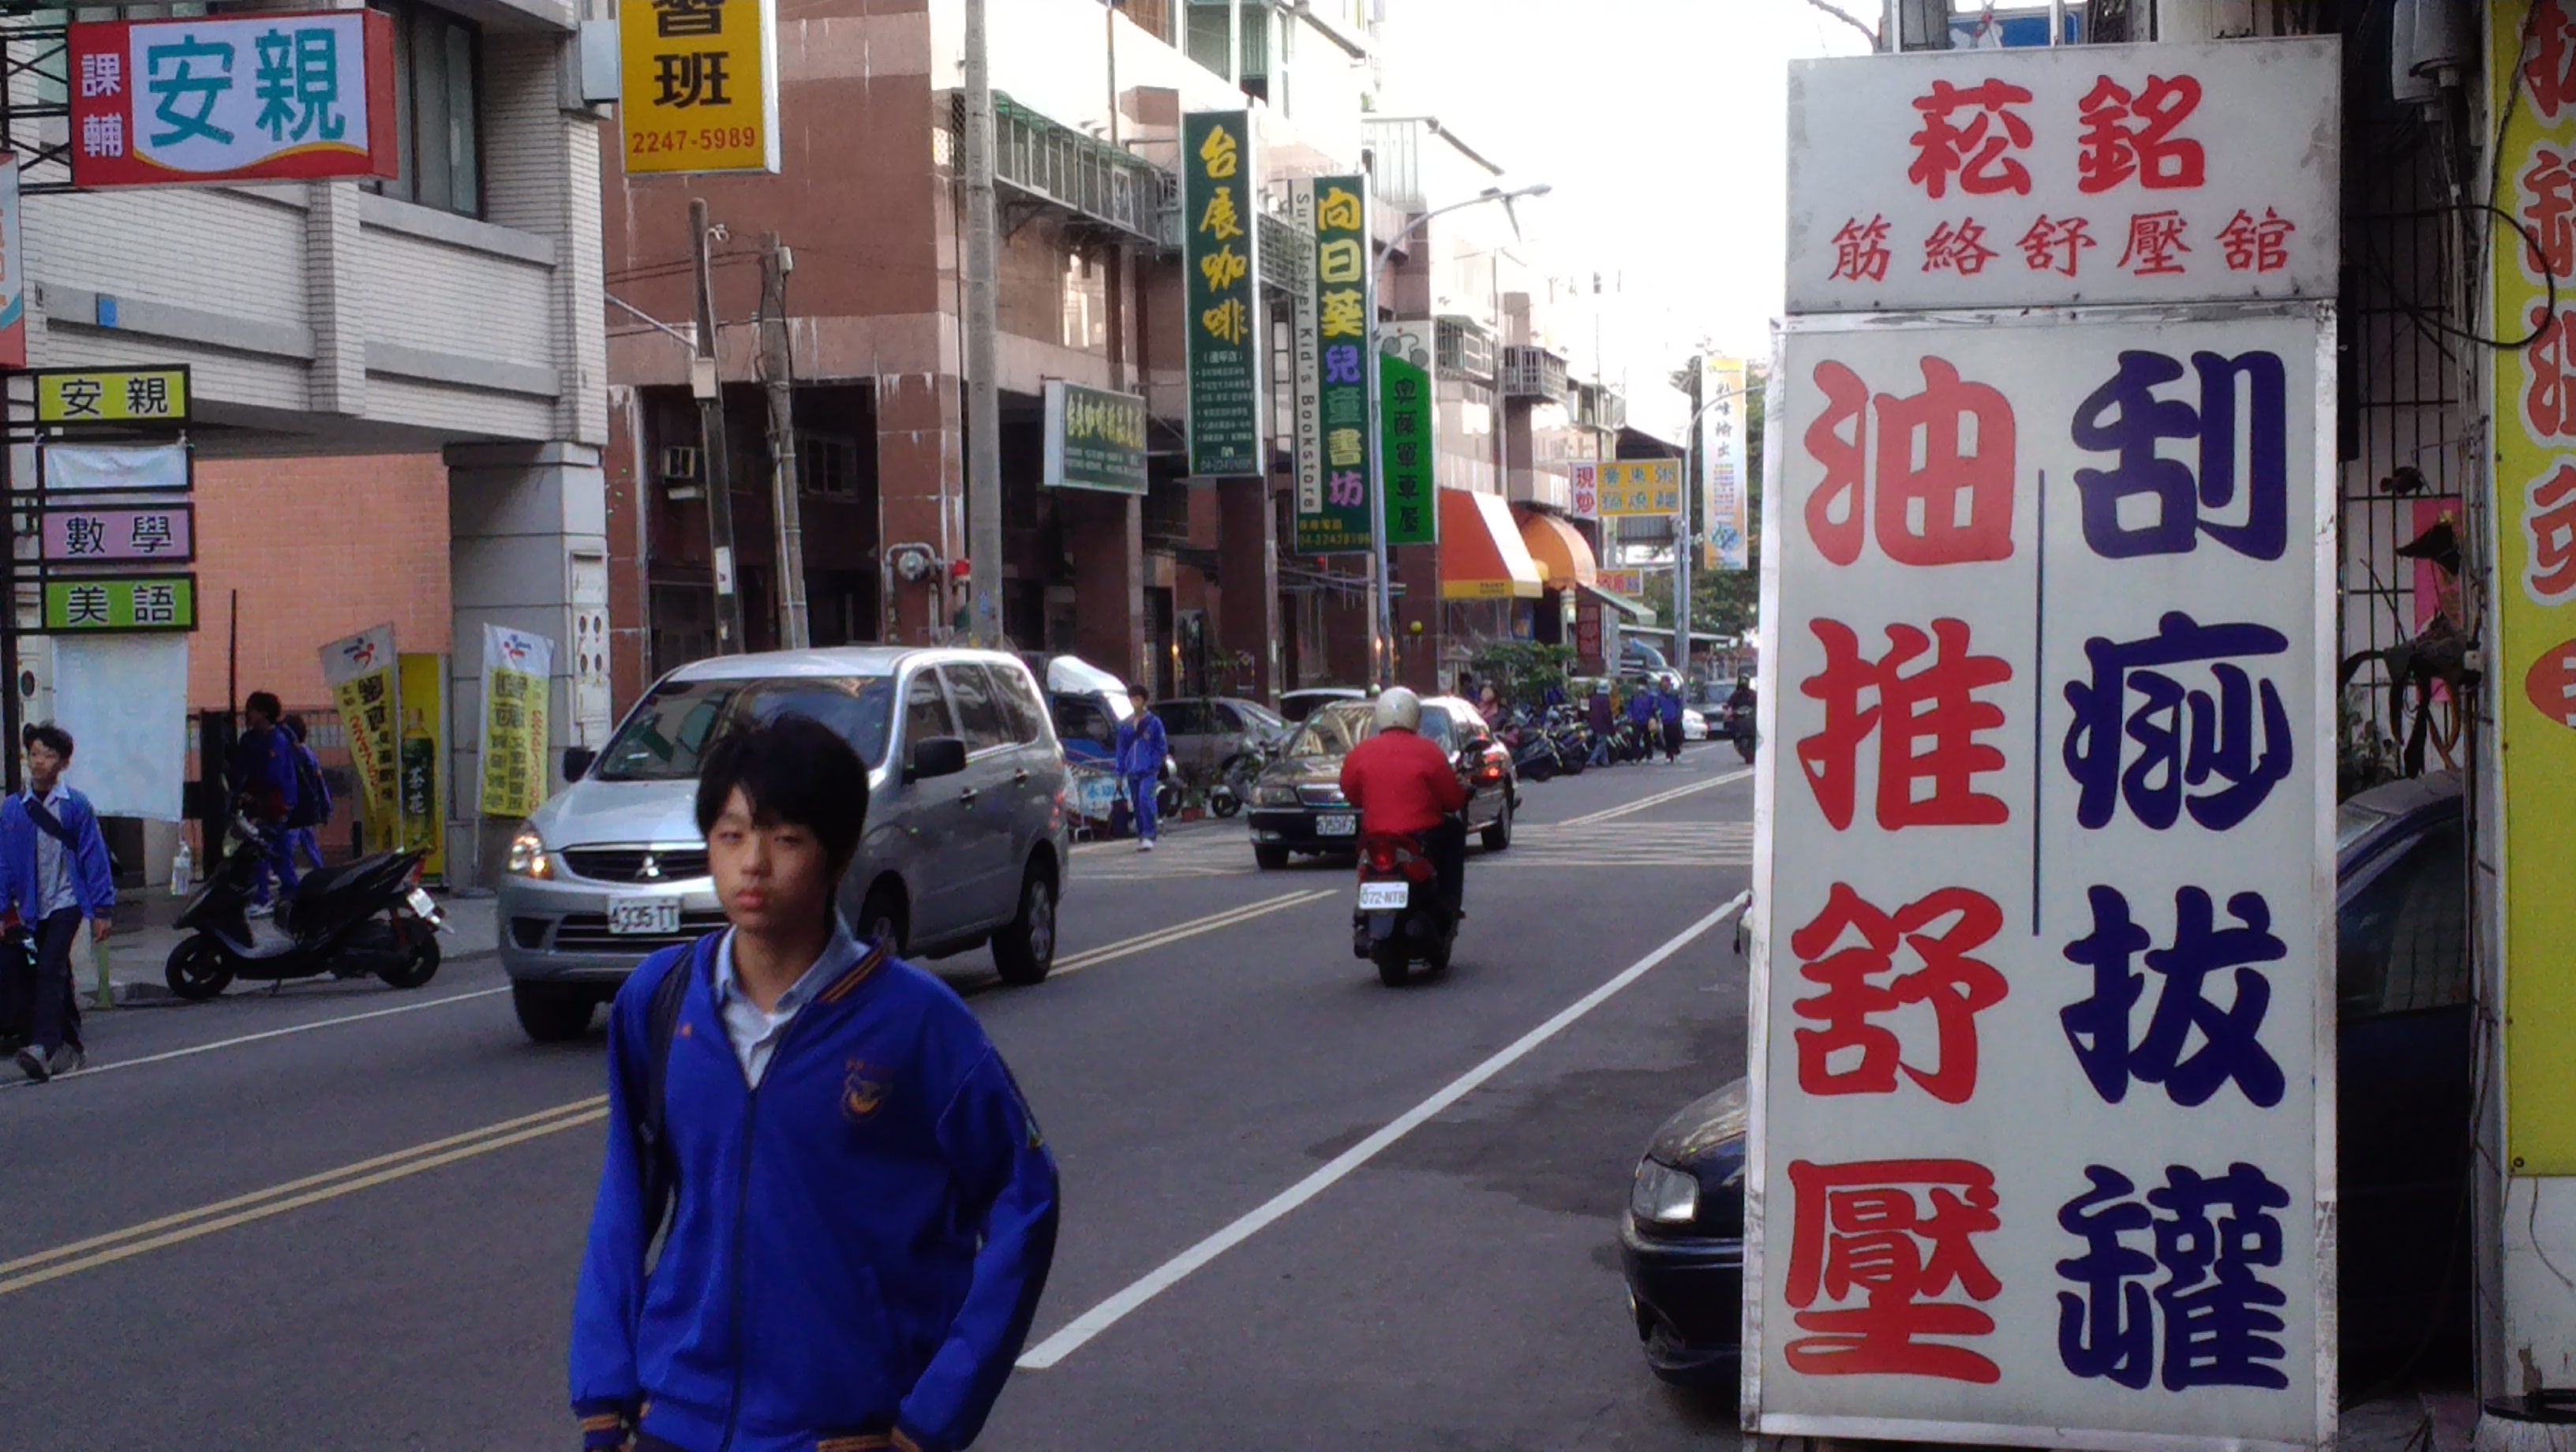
xmin=1245 ymin=696 xmax=1515 ymax=870
xmin=1618 ymin=772 xmax=2474 ymax=1391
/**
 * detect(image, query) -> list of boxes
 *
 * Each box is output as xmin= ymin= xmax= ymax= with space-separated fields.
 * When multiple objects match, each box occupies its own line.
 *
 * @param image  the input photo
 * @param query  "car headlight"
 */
xmin=1631 ymin=1159 xmax=1698 ymax=1226
xmin=505 ymin=825 xmax=553 ymax=880
xmin=1255 ymin=784 xmax=1299 ymax=807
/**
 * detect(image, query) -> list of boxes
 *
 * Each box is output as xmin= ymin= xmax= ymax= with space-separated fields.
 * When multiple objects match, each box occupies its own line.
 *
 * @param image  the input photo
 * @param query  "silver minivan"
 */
xmin=498 ymin=647 xmax=1073 ymax=1042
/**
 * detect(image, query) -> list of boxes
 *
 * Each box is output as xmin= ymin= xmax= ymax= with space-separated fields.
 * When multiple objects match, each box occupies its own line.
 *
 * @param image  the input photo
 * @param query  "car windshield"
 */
xmin=1284 ymin=701 xmax=1455 ymax=758
xmin=595 ymin=673 xmax=897 ymax=779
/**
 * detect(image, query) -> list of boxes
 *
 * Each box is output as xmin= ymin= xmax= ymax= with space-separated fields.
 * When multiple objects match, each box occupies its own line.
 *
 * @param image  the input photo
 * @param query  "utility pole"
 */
xmin=964 ymin=0 xmax=1003 ymax=647
xmin=691 ymin=197 xmax=745 ymax=653
xmin=1675 ymin=356 xmax=1698 ymax=683
xmin=761 ymin=232 xmax=811 ymax=650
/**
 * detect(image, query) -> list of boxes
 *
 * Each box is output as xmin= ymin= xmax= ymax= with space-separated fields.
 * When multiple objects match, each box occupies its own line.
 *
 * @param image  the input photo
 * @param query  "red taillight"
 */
xmin=1477 ymin=765 xmax=1503 ymax=784
xmin=1366 ymin=843 xmax=1400 ymax=873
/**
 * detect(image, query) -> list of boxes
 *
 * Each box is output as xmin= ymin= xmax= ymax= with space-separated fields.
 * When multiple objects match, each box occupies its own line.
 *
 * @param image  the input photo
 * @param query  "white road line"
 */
xmin=0 ymin=986 xmax=515 ymax=1093
xmin=1558 ymin=767 xmax=1754 ymax=828
xmin=1015 ymin=888 xmax=1754 ymax=1371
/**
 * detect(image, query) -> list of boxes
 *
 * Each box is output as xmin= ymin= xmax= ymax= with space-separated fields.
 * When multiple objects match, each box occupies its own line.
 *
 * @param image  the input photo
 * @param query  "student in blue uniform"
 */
xmin=1 ymin=723 xmax=114 ymax=1082
xmin=1114 ymin=685 xmax=1167 ymax=852
xmin=571 ymin=715 xmax=1058 ymax=1452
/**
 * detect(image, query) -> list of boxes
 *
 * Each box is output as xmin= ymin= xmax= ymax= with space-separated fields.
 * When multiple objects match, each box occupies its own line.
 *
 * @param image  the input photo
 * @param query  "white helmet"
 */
xmin=1373 ymin=686 xmax=1424 ymax=734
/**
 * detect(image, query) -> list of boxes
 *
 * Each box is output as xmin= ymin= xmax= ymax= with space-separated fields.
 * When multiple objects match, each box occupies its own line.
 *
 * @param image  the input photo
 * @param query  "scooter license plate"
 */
xmin=1316 ymin=814 xmax=1357 ymax=837
xmin=1357 ymin=881 xmax=1410 ymax=911
xmin=610 ymin=897 xmax=683 ymax=935
xmin=404 ymin=887 xmax=440 ymax=919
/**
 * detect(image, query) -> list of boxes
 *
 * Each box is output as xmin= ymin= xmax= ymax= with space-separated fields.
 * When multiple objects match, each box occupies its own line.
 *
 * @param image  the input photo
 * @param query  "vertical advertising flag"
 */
xmin=2491 ymin=0 xmax=2576 ymax=1175
xmin=67 ymin=11 xmax=399 ymax=187
xmin=1297 ymin=174 xmax=1374 ymax=552
xmin=619 ymin=0 xmax=780 ymax=174
xmin=477 ymin=626 xmax=553 ymax=820
xmin=1184 ymin=111 xmax=1262 ymax=477
xmin=0 ymin=154 xmax=24 ymax=369
xmin=1380 ymin=354 xmax=1437 ymax=546
xmin=318 ymin=624 xmax=398 ymax=826
xmin=396 ymin=652 xmax=447 ymax=882
xmin=1702 ymin=355 xmax=1750 ymax=572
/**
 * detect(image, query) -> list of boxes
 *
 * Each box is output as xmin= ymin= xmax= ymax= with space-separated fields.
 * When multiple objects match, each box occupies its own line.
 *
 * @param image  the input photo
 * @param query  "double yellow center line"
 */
xmin=0 ymin=893 xmax=1339 ymax=1297
xmin=0 ymin=1098 xmax=609 ymax=1300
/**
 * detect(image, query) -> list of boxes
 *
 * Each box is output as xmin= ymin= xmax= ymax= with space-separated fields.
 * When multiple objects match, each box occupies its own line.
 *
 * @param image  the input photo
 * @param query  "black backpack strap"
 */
xmin=627 ymin=933 xmax=715 ymax=1249
xmin=21 ymin=795 xmax=74 ymax=851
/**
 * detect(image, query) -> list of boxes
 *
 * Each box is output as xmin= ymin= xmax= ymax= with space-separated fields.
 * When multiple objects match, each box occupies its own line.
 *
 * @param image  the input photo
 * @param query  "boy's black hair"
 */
xmin=245 ymin=690 xmax=283 ymax=722
xmin=21 ymin=722 xmax=72 ymax=758
xmin=1127 ymin=684 xmax=1148 ymax=701
xmin=282 ymin=713 xmax=309 ymax=743
xmin=694 ymin=714 xmax=869 ymax=867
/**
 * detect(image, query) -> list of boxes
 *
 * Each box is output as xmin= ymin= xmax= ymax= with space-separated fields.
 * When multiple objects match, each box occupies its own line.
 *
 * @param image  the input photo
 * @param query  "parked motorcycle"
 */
xmin=163 ymin=815 xmax=448 ymax=1001
xmin=1207 ymin=728 xmax=1284 ymax=818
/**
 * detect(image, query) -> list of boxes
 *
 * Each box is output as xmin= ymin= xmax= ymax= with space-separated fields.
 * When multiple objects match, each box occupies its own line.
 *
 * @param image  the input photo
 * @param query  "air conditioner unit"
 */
xmin=659 ymin=445 xmax=702 ymax=482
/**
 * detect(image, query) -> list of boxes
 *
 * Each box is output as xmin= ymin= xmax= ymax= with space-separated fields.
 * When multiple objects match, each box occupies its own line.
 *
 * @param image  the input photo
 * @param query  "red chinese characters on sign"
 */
xmin=2076 ymin=74 xmax=2207 ymax=194
xmin=1924 ymin=219 xmax=1998 ymax=275
xmin=2527 ymin=464 xmax=2576 ymax=606
xmin=2020 ymin=215 xmax=2097 ymax=277
xmin=1908 ymin=80 xmax=2035 ymax=199
xmin=2119 ymin=211 xmax=2191 ymax=276
xmin=1803 ymin=359 xmax=2018 ymax=569
xmin=1792 ymin=884 xmax=2008 ymax=1104
xmin=2526 ymin=308 xmax=2576 ymax=440
xmin=2522 ymin=149 xmax=2576 ymax=283
xmin=1785 ymin=1158 xmax=2005 ymax=1383
xmin=1798 ymin=618 xmax=2012 ymax=832
xmin=2218 ymin=208 xmax=2297 ymax=274
xmin=2531 ymin=3 xmax=2576 ymax=122
xmin=1833 ymin=215 xmax=1894 ymax=283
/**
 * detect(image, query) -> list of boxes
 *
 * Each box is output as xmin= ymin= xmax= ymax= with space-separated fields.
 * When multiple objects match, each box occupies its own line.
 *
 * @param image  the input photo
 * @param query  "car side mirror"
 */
xmin=907 ymin=736 xmax=968 ymax=784
xmin=562 ymin=747 xmax=597 ymax=781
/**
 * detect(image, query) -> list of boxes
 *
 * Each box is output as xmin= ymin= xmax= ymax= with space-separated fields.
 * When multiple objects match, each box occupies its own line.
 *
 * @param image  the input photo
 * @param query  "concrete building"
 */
xmin=3 ymin=0 xmax=612 ymax=879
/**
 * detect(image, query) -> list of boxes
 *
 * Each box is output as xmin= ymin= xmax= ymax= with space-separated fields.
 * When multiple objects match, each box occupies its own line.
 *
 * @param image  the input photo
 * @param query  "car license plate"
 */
xmin=609 ymin=897 xmax=682 ymax=935
xmin=1357 ymin=881 xmax=1410 ymax=911
xmin=1317 ymin=814 xmax=1357 ymax=837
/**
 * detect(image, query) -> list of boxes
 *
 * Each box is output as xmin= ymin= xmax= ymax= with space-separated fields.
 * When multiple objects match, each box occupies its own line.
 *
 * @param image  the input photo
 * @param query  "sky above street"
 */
xmin=1374 ymin=0 xmax=1873 ymax=434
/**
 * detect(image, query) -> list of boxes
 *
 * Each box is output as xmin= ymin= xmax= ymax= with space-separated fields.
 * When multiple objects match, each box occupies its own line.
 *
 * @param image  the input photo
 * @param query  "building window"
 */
xmin=799 ymin=433 xmax=862 ymax=500
xmin=369 ymin=0 xmax=480 ymax=217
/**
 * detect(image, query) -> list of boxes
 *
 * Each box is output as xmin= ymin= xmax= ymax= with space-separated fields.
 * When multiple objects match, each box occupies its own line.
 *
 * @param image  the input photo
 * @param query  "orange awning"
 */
xmin=1515 ymin=508 xmax=1598 ymax=592
xmin=1439 ymin=489 xmax=1546 ymax=601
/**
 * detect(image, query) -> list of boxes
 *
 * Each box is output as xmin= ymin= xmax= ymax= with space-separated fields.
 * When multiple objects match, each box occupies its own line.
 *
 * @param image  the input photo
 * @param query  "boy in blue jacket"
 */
xmin=571 ymin=714 xmax=1058 ymax=1452
xmin=2 ymin=723 xmax=115 ymax=1082
xmin=1112 ymin=685 xmax=1166 ymax=851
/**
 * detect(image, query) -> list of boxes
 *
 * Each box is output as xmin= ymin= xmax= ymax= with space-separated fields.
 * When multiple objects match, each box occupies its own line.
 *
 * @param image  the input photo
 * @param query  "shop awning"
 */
xmin=1438 ymin=489 xmax=1546 ymax=601
xmin=1578 ymin=582 xmax=1656 ymax=623
xmin=1515 ymin=508 xmax=1598 ymax=592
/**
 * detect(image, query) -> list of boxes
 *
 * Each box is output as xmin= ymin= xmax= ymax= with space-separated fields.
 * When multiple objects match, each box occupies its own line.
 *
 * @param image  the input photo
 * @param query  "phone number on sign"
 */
xmin=630 ymin=127 xmax=760 ymax=155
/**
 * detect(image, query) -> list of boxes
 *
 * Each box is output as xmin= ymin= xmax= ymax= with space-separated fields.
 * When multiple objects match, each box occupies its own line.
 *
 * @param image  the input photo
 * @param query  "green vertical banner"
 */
xmin=1183 ymin=111 xmax=1262 ymax=477
xmin=1380 ymin=354 xmax=1436 ymax=546
xmin=1297 ymin=174 xmax=1373 ymax=553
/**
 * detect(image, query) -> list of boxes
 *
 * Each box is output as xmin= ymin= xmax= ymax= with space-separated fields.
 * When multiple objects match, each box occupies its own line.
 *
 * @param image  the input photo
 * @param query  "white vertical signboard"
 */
xmin=1291 ymin=179 xmax=1324 ymax=518
xmin=1750 ymin=31 xmax=2339 ymax=1452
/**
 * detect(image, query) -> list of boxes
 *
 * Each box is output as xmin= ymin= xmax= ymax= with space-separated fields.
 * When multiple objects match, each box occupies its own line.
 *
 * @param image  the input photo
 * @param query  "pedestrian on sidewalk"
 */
xmin=229 ymin=691 xmax=301 ymax=917
xmin=1586 ymin=681 xmax=1616 ymax=769
xmin=1114 ymin=686 xmax=1166 ymax=852
xmin=571 ymin=715 xmax=1058 ymax=1452
xmin=1 ymin=724 xmax=115 ymax=1083
xmin=281 ymin=713 xmax=331 ymax=874
xmin=1657 ymin=675 xmax=1687 ymax=765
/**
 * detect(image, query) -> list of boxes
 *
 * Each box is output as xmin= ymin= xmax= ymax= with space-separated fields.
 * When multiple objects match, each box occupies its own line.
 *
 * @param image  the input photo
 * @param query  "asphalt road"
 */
xmin=0 ymin=748 xmax=1755 ymax=1451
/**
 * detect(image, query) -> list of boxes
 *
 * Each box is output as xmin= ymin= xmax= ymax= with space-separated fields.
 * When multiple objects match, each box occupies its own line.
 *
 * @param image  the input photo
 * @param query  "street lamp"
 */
xmin=1367 ymin=182 xmax=1554 ymax=689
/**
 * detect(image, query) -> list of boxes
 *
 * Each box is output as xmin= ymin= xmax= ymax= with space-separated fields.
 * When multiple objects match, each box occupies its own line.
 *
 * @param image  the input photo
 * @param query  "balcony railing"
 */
xmin=1258 ymin=210 xmax=1313 ymax=299
xmin=1500 ymin=345 xmax=1567 ymax=400
xmin=1437 ymin=316 xmax=1495 ymax=382
xmin=953 ymin=91 xmax=1178 ymax=249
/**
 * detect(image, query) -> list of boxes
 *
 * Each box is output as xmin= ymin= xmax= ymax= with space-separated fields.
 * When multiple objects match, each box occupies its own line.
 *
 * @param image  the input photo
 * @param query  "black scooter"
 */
xmin=164 ymin=814 xmax=447 ymax=1001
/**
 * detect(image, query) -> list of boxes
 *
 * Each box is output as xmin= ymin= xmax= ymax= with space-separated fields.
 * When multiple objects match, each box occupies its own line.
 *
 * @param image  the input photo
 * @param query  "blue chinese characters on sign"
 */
xmin=2061 ymin=885 xmax=2286 ymax=1109
xmin=2062 ymin=612 xmax=2293 ymax=832
xmin=2057 ymin=1162 xmax=2293 ymax=1392
xmin=2071 ymin=349 xmax=2288 ymax=561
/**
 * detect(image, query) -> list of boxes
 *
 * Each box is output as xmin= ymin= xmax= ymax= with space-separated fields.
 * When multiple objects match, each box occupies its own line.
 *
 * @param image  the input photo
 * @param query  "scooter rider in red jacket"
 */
xmin=1339 ymin=687 xmax=1472 ymax=914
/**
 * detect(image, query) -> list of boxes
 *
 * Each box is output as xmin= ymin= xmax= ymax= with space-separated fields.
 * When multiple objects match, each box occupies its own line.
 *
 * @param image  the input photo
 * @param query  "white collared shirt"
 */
xmin=711 ymin=924 xmax=865 ymax=1087
xmin=27 ymin=784 xmax=78 ymax=920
